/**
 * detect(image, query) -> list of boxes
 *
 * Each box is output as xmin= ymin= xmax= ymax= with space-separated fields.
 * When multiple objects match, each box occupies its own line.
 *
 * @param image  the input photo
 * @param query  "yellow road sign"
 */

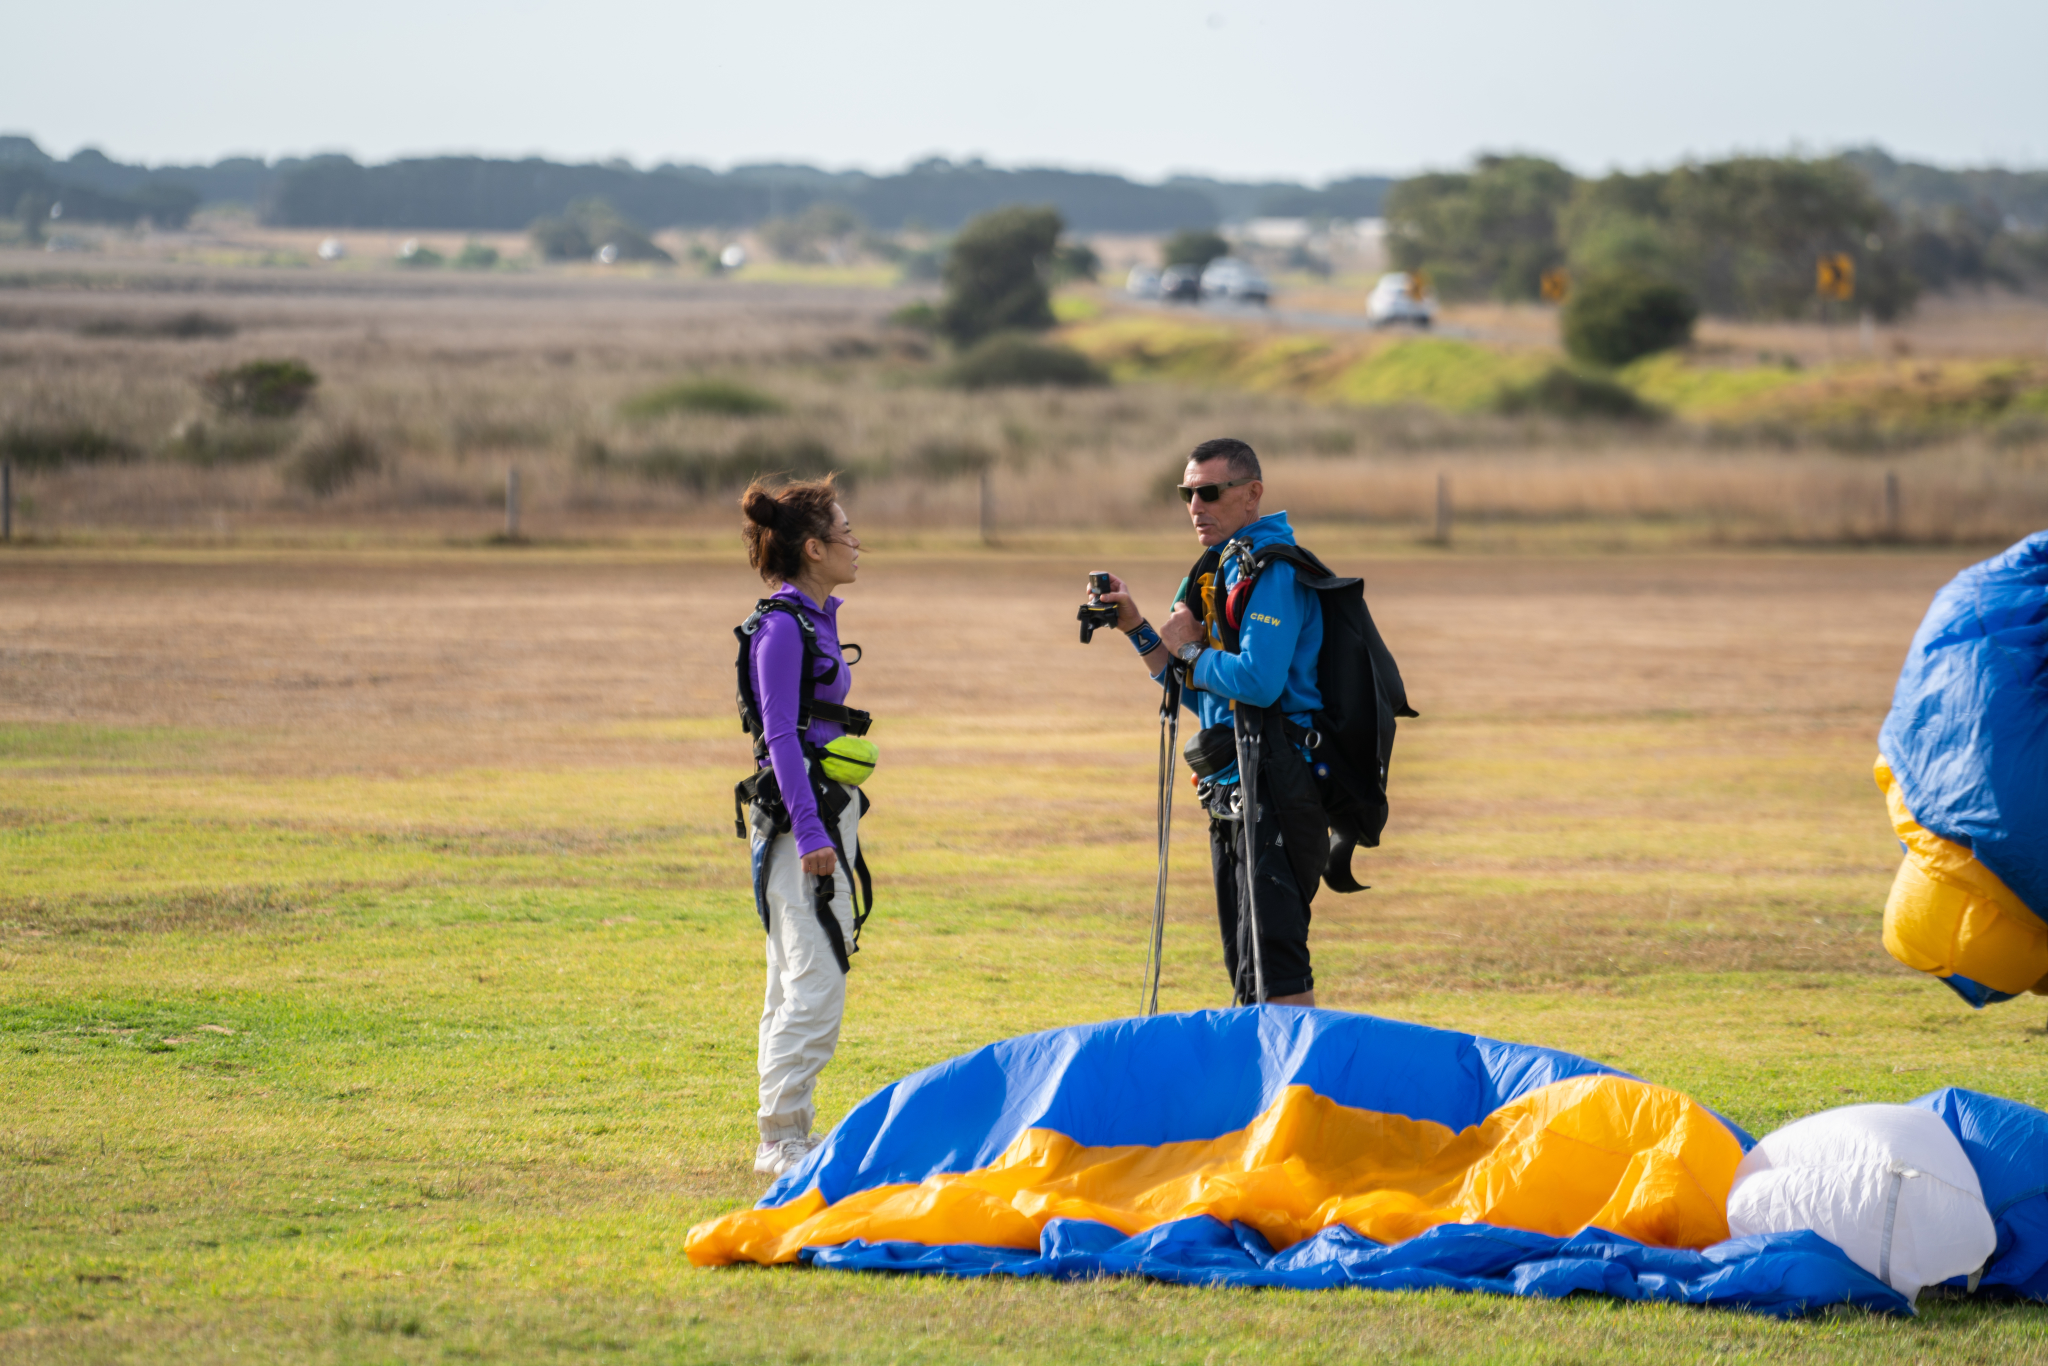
xmin=1407 ymin=270 xmax=1430 ymax=301
xmin=1540 ymin=267 xmax=1571 ymax=303
xmin=1817 ymin=253 xmax=1855 ymax=302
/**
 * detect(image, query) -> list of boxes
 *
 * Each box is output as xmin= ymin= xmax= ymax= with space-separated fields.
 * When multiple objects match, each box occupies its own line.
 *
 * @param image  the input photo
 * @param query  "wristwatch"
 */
xmin=1175 ymin=641 xmax=1203 ymax=665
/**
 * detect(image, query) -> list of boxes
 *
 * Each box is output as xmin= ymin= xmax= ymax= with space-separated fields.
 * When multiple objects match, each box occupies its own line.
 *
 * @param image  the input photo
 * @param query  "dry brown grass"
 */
xmin=0 ymin=544 xmax=1959 ymax=736
xmin=4 ymin=251 xmax=2047 ymax=547
xmin=0 ymin=541 xmax=1968 ymax=991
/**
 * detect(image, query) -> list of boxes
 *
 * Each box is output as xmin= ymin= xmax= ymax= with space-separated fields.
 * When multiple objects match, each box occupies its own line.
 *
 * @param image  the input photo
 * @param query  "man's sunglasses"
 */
xmin=1178 ymin=476 xmax=1255 ymax=505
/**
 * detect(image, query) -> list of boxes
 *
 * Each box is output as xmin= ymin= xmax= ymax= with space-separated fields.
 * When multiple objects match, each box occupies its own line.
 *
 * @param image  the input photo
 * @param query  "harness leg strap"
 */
xmin=810 ymin=871 xmax=854 ymax=975
xmin=810 ymin=776 xmax=863 ymax=974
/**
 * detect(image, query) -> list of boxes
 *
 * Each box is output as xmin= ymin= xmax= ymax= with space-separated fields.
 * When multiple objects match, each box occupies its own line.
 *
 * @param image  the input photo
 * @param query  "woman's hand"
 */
xmin=1098 ymin=572 xmax=1145 ymax=633
xmin=801 ymin=847 xmax=838 ymax=877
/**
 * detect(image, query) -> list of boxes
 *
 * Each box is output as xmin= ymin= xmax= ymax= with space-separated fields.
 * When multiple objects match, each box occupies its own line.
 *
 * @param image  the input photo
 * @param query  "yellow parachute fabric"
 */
xmin=1876 ymin=756 xmax=2048 ymax=997
xmin=686 ymin=1074 xmax=1742 ymax=1267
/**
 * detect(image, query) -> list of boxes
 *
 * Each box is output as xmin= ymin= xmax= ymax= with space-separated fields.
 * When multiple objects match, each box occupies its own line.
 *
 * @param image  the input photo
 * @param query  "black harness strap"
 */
xmin=732 ymin=596 xmax=875 ymax=972
xmin=1184 ymin=538 xmax=1331 ymax=905
xmin=735 ymin=598 xmax=872 ymax=751
xmin=804 ymin=783 xmax=874 ymax=974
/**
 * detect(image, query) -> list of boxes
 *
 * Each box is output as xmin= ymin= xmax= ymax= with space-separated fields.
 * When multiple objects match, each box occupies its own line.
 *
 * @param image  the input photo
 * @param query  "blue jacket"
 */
xmin=1176 ymin=511 xmax=1323 ymax=781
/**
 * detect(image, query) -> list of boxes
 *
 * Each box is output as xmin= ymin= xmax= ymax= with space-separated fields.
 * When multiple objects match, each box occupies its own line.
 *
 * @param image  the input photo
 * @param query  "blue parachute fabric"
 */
xmin=761 ymin=1009 xmax=1755 ymax=1208
xmin=802 ymin=1217 xmax=1907 ymax=1317
xmin=1938 ymin=973 xmax=2018 ymax=1008
xmin=1879 ymin=531 xmax=2048 ymax=916
xmin=1912 ymin=1086 xmax=2048 ymax=1299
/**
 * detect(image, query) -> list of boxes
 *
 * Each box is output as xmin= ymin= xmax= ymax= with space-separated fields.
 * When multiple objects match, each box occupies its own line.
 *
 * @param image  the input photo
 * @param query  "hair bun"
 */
xmin=742 ymin=489 xmax=781 ymax=528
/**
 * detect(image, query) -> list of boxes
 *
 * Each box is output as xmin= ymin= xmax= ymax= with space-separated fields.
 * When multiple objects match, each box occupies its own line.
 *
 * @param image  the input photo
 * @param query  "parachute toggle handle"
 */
xmin=1324 ymin=828 xmax=1370 ymax=894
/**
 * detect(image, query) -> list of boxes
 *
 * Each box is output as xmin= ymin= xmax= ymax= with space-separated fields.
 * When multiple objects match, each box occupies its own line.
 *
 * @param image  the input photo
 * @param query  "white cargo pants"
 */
xmin=751 ymin=785 xmax=861 ymax=1145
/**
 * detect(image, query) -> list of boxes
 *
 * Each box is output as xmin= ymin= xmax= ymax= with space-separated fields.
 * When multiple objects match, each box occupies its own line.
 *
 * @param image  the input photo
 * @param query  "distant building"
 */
xmin=1242 ymin=218 xmax=1311 ymax=248
xmin=1230 ymin=218 xmax=1386 ymax=275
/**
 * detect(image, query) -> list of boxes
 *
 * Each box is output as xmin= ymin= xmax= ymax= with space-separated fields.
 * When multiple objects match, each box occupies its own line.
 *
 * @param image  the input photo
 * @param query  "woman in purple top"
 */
xmin=738 ymin=475 xmax=865 ymax=1178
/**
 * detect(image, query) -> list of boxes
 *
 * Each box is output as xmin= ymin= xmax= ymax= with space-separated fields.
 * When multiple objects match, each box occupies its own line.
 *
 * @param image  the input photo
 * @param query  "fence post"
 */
xmin=1433 ymin=472 xmax=1451 ymax=546
xmin=2 ymin=458 xmax=11 ymax=543
xmin=978 ymin=466 xmax=993 ymax=546
xmin=1884 ymin=469 xmax=1900 ymax=542
xmin=505 ymin=467 xmax=521 ymax=540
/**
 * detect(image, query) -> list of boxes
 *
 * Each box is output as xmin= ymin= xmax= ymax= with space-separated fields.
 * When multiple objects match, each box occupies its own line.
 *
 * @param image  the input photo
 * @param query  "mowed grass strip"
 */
xmin=8 ymin=700 xmax=2048 ymax=1363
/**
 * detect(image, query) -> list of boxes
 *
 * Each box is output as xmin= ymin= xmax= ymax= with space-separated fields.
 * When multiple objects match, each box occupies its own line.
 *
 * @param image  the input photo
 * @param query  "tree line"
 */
xmin=7 ymin=132 xmax=2046 ymax=316
xmin=1386 ymin=151 xmax=2048 ymax=321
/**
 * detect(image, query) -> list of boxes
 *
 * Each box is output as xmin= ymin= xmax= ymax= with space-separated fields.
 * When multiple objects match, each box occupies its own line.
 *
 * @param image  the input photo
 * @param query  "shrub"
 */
xmin=582 ymin=434 xmax=838 ymax=493
xmin=886 ymin=300 xmax=940 ymax=333
xmin=1052 ymin=242 xmax=1101 ymax=284
xmin=164 ymin=417 xmax=297 ymax=466
xmin=533 ymin=201 xmax=673 ymax=264
xmin=529 ymin=216 xmax=592 ymax=262
xmin=14 ymin=190 xmax=54 ymax=244
xmin=1162 ymin=230 xmax=1230 ymax=270
xmin=942 ymin=334 xmax=1109 ymax=391
xmin=591 ymin=230 xmax=671 ymax=264
xmin=454 ymin=241 xmax=500 ymax=270
xmin=1562 ymin=272 xmax=1699 ymax=367
xmin=1494 ymin=366 xmax=1661 ymax=421
xmin=286 ymin=427 xmax=381 ymax=496
xmin=730 ymin=435 xmax=839 ymax=486
xmin=397 ymin=240 xmax=444 ymax=268
xmin=201 ymin=359 xmax=319 ymax=418
xmin=560 ymin=199 xmax=672 ymax=263
xmin=938 ymin=206 xmax=1062 ymax=347
xmin=619 ymin=378 xmax=785 ymax=420
xmin=906 ymin=439 xmax=993 ymax=478
xmin=77 ymin=311 xmax=235 ymax=339
xmin=0 ymin=423 xmax=139 ymax=470
xmin=758 ymin=203 xmax=863 ymax=264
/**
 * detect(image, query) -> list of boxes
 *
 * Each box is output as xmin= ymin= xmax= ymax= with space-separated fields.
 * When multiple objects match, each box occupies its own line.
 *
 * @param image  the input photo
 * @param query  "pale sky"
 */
xmin=6 ymin=0 xmax=2044 ymax=179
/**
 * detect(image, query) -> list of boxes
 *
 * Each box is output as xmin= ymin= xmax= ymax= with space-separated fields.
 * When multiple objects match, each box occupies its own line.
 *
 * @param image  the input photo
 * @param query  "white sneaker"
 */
xmin=752 ymin=1136 xmax=818 ymax=1177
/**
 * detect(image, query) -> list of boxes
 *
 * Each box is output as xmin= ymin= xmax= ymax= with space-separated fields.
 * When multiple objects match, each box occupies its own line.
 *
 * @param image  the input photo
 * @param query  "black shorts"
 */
xmin=1209 ymin=799 xmax=1314 ymax=1003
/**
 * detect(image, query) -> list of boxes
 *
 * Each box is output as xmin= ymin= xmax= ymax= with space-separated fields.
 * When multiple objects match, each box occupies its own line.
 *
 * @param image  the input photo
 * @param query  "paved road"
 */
xmin=1127 ymin=295 xmax=1474 ymax=338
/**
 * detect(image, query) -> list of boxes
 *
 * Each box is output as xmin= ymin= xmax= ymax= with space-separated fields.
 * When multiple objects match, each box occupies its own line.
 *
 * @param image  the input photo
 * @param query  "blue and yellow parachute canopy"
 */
xmin=687 ymin=1010 xmax=2048 ymax=1316
xmin=1877 ymin=531 xmax=2048 ymax=1006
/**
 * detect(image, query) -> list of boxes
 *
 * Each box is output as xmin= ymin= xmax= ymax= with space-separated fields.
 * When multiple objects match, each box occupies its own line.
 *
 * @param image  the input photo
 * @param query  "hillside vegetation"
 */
xmin=1060 ymin=314 xmax=2048 ymax=444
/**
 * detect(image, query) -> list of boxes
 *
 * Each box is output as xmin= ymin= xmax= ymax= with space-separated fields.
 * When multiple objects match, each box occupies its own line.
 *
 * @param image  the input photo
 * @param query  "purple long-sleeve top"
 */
xmin=750 ymin=583 xmax=852 ymax=856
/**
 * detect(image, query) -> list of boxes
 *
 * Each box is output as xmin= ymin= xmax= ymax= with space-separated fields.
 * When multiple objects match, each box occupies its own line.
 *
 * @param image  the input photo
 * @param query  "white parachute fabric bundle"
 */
xmin=1726 ymin=1104 xmax=1997 ymax=1303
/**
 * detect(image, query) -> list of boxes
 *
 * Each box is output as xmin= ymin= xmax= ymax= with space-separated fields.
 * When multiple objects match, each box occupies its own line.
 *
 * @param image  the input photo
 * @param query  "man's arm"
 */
xmin=1096 ymin=573 xmax=1175 ymax=681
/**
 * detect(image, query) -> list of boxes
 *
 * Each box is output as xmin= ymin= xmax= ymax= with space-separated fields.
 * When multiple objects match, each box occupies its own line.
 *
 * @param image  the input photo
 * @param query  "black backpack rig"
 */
xmin=1184 ymin=539 xmax=1417 ymax=896
xmin=732 ymin=597 xmax=874 ymax=972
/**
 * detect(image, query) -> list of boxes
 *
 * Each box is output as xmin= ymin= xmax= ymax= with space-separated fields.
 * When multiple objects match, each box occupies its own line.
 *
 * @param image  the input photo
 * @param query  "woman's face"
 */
xmin=812 ymin=502 xmax=860 ymax=589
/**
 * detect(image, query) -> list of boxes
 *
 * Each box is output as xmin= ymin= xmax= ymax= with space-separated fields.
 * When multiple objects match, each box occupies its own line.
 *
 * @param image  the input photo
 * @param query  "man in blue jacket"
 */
xmin=1100 ymin=438 xmax=1322 ymax=1006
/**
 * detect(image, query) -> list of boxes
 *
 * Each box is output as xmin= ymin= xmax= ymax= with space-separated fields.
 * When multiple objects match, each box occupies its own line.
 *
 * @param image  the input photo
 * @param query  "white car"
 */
xmin=1124 ymin=264 xmax=1161 ymax=299
xmin=1367 ymin=272 xmax=1435 ymax=327
xmin=1200 ymin=257 xmax=1270 ymax=305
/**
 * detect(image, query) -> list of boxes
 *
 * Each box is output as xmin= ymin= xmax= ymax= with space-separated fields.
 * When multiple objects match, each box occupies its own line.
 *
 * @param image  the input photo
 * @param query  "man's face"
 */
xmin=1182 ymin=458 xmax=1262 ymax=547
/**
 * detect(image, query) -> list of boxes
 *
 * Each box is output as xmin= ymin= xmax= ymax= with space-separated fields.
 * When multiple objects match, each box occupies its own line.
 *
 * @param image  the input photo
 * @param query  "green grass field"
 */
xmin=6 ymin=544 xmax=2048 ymax=1363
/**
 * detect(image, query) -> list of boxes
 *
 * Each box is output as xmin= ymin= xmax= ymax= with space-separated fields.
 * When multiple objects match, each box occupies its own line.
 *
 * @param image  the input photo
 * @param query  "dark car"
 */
xmin=1159 ymin=264 xmax=1203 ymax=302
xmin=1200 ymin=257 xmax=1271 ymax=306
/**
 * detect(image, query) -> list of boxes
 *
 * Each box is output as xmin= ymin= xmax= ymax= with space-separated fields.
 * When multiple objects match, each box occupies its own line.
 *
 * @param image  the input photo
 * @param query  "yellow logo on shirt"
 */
xmin=1248 ymin=612 xmax=1282 ymax=627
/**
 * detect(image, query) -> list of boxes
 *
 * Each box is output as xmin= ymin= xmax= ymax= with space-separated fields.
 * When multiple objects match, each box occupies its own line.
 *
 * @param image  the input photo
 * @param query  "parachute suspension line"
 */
xmin=1233 ymin=704 xmax=1269 ymax=1005
xmin=1143 ymin=671 xmax=1180 ymax=1016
